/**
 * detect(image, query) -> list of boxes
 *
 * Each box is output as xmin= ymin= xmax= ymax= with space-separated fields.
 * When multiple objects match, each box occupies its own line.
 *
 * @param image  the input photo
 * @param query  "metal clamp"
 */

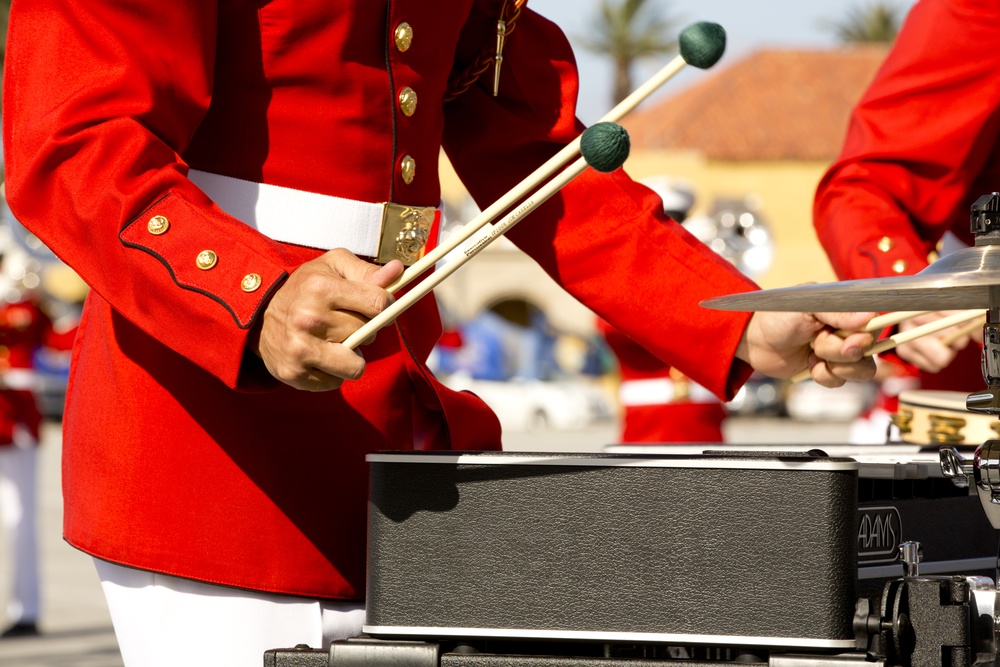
xmin=941 ymin=442 xmax=1000 ymax=529
xmin=898 ymin=541 xmax=921 ymax=577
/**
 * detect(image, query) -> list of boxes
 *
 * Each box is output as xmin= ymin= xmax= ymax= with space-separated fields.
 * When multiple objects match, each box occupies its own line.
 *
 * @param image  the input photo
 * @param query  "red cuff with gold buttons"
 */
xmin=855 ymin=234 xmax=930 ymax=278
xmin=119 ymin=193 xmax=288 ymax=329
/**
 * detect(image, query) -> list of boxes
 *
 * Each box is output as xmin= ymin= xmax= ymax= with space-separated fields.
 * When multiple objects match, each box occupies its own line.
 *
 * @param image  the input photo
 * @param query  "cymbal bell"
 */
xmin=702 ymin=243 xmax=1000 ymax=312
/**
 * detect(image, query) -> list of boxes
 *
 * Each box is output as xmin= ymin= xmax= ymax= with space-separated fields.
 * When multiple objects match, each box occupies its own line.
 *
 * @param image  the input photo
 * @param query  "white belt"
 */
xmin=188 ymin=169 xmax=438 ymax=265
xmin=618 ymin=378 xmax=717 ymax=407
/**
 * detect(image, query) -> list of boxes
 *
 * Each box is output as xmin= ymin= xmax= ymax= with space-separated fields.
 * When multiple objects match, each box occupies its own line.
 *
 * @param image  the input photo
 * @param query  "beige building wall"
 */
xmin=624 ymin=150 xmax=839 ymax=289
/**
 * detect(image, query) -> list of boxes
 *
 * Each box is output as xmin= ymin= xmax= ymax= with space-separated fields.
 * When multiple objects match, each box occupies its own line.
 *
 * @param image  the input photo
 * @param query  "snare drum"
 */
xmin=892 ymin=389 xmax=1000 ymax=445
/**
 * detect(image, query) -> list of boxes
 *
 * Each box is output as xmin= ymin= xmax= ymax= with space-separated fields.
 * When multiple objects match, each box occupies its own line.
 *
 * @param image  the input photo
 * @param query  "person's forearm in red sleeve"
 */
xmin=814 ymin=0 xmax=1000 ymax=282
xmin=3 ymin=2 xmax=288 ymax=389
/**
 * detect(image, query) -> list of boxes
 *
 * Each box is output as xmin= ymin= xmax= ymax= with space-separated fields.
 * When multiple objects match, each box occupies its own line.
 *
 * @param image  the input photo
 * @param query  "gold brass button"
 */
xmin=398 ymin=87 xmax=417 ymax=117
xmin=877 ymin=236 xmax=894 ymax=252
xmin=241 ymin=273 xmax=262 ymax=293
xmin=196 ymin=250 xmax=218 ymax=270
xmin=400 ymin=155 xmax=416 ymax=185
xmin=892 ymin=259 xmax=908 ymax=274
xmin=394 ymin=22 xmax=413 ymax=52
xmin=148 ymin=215 xmax=170 ymax=235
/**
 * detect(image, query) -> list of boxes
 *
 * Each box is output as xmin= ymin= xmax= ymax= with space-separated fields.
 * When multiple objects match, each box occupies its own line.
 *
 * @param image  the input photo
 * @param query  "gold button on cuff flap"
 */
xmin=241 ymin=273 xmax=262 ymax=292
xmin=394 ymin=22 xmax=413 ymax=52
xmin=892 ymin=259 xmax=908 ymax=274
xmin=377 ymin=203 xmax=436 ymax=266
xmin=196 ymin=250 xmax=218 ymax=270
xmin=400 ymin=155 xmax=416 ymax=185
xmin=877 ymin=236 xmax=894 ymax=253
xmin=398 ymin=87 xmax=418 ymax=117
xmin=148 ymin=215 xmax=170 ymax=235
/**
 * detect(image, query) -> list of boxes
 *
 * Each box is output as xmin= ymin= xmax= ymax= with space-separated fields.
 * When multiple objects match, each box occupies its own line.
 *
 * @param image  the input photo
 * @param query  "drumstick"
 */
xmin=342 ymin=124 xmax=630 ymax=350
xmin=832 ymin=310 xmax=930 ymax=336
xmin=866 ymin=309 xmax=986 ymax=354
xmin=791 ymin=308 xmax=987 ymax=383
xmin=384 ymin=21 xmax=727 ymax=294
xmin=811 ymin=309 xmax=926 ymax=353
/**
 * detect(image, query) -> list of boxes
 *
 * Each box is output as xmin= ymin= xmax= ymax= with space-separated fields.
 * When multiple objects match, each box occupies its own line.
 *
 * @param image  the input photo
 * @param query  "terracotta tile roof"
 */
xmin=621 ymin=46 xmax=890 ymax=161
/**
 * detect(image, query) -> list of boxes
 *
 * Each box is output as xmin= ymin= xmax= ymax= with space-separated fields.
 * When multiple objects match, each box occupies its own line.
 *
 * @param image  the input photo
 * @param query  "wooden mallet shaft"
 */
xmin=385 ymin=22 xmax=726 ymax=294
xmin=343 ymin=155 xmax=592 ymax=350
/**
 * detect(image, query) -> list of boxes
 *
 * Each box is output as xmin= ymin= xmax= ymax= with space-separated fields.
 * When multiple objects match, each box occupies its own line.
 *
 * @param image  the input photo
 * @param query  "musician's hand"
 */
xmin=254 ymin=249 xmax=404 ymax=391
xmin=737 ymin=311 xmax=877 ymax=388
xmin=895 ymin=310 xmax=983 ymax=373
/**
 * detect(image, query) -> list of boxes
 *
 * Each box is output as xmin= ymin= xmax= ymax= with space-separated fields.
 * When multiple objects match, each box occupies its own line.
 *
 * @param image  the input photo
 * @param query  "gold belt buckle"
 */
xmin=376 ymin=203 xmax=437 ymax=266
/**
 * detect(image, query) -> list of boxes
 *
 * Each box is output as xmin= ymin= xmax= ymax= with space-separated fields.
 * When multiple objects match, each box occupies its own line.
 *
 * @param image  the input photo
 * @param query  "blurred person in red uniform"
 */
xmin=814 ymin=0 xmax=996 ymax=442
xmin=599 ymin=320 xmax=728 ymax=442
xmin=0 ymin=230 xmax=77 ymax=638
xmin=3 ymin=2 xmax=877 ymax=663
xmin=598 ymin=177 xmax=727 ymax=443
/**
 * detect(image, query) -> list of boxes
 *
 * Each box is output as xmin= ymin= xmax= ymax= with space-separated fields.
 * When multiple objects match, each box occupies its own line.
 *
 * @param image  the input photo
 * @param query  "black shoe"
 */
xmin=0 ymin=622 xmax=39 ymax=638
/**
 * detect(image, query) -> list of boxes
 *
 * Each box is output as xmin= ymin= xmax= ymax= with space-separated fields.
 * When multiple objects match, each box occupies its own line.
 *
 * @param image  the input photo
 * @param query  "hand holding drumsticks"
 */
xmin=792 ymin=309 xmax=987 ymax=383
xmin=890 ymin=309 xmax=985 ymax=373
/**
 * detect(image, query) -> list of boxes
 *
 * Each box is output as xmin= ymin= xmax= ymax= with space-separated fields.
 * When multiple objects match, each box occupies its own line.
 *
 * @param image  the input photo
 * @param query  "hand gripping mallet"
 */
xmin=383 ymin=21 xmax=728 ymax=295
xmin=342 ymin=122 xmax=630 ymax=349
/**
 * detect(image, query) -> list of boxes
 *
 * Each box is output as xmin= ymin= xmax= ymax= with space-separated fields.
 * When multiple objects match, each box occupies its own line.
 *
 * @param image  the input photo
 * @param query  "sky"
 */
xmin=530 ymin=0 xmax=920 ymax=124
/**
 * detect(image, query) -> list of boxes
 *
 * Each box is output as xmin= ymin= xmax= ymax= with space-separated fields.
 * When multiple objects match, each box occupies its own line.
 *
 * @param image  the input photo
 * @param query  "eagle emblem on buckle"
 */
xmin=378 ymin=203 xmax=435 ymax=266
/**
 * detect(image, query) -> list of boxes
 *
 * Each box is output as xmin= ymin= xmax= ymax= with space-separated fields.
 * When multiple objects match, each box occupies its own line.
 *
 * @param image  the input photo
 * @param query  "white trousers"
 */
xmin=0 ymin=430 xmax=40 ymax=626
xmin=95 ymin=559 xmax=365 ymax=667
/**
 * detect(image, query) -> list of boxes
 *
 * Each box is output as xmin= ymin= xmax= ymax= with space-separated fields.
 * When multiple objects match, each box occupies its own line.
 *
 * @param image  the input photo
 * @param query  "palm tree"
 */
xmin=822 ymin=2 xmax=904 ymax=44
xmin=577 ymin=0 xmax=678 ymax=106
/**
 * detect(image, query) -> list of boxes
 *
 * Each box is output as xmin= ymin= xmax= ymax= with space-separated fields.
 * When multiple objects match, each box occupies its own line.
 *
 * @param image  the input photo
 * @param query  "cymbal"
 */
xmin=702 ymin=243 xmax=1000 ymax=312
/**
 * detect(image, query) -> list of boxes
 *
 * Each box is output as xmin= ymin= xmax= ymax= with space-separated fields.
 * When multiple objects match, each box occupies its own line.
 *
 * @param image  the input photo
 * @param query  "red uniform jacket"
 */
xmin=813 ymin=0 xmax=998 ymax=390
xmin=3 ymin=0 xmax=756 ymax=600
